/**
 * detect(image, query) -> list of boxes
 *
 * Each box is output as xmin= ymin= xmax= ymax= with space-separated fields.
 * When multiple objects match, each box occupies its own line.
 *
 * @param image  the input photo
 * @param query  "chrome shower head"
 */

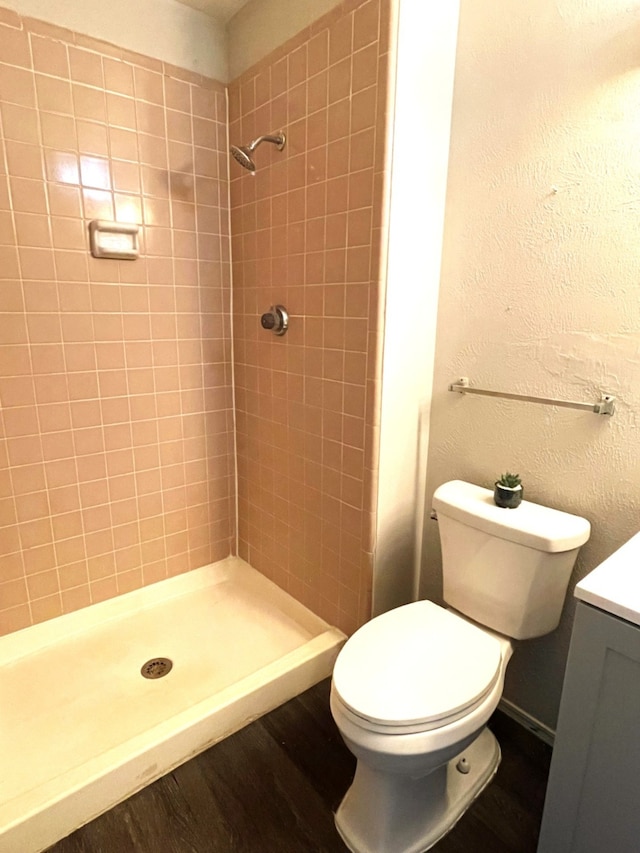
xmin=230 ymin=144 xmax=256 ymax=171
xmin=230 ymin=131 xmax=286 ymax=172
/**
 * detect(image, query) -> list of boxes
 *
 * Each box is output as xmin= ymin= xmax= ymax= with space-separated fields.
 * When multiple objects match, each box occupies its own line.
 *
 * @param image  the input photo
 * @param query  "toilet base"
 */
xmin=335 ymin=727 xmax=501 ymax=853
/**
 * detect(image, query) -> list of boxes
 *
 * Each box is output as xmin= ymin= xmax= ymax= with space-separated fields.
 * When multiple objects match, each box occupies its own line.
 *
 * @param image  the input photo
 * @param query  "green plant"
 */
xmin=497 ymin=471 xmax=521 ymax=489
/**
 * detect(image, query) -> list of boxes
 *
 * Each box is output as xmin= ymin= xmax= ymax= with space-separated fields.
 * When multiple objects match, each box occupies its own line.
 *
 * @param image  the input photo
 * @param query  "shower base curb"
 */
xmin=0 ymin=557 xmax=346 ymax=853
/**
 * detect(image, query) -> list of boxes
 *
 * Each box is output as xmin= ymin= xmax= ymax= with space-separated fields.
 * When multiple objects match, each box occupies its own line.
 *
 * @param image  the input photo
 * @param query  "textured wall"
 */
xmin=0 ymin=8 xmax=234 ymax=635
xmin=422 ymin=0 xmax=640 ymax=728
xmin=229 ymin=0 xmax=390 ymax=635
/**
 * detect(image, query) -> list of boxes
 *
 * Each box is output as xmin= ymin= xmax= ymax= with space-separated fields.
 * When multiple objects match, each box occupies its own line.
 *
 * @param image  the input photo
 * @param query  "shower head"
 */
xmin=230 ymin=131 xmax=286 ymax=172
xmin=230 ymin=144 xmax=256 ymax=171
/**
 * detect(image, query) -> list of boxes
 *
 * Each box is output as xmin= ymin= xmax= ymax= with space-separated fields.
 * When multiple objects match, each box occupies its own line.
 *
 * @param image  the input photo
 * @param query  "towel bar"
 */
xmin=448 ymin=378 xmax=616 ymax=416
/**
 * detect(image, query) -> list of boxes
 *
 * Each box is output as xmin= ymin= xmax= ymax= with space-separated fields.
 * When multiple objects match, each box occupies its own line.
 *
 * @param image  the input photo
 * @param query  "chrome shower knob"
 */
xmin=260 ymin=305 xmax=289 ymax=336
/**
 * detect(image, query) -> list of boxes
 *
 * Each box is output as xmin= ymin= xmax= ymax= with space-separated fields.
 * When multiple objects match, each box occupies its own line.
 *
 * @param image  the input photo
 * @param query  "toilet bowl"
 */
xmin=331 ymin=601 xmax=513 ymax=853
xmin=330 ymin=480 xmax=590 ymax=853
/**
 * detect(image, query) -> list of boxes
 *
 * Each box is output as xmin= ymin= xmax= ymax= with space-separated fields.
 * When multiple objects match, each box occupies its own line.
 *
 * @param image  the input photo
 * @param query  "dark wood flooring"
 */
xmin=47 ymin=679 xmax=551 ymax=853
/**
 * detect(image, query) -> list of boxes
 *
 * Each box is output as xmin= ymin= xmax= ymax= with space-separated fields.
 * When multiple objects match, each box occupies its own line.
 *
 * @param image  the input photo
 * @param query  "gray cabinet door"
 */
xmin=538 ymin=602 xmax=640 ymax=853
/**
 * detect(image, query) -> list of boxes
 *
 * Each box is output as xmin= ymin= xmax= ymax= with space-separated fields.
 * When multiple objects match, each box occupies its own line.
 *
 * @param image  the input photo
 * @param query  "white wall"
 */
xmin=3 ymin=0 xmax=228 ymax=80
xmin=423 ymin=0 xmax=640 ymax=730
xmin=372 ymin=0 xmax=460 ymax=615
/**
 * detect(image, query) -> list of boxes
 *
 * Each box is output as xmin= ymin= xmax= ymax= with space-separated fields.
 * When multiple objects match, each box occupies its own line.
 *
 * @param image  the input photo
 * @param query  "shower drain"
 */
xmin=141 ymin=657 xmax=173 ymax=679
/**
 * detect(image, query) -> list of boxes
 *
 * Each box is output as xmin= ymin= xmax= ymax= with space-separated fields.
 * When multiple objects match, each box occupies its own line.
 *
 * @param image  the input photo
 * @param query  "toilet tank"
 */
xmin=432 ymin=481 xmax=591 ymax=640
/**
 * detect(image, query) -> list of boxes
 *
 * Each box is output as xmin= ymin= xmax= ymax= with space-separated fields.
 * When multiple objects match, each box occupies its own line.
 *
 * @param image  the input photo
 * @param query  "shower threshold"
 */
xmin=0 ymin=557 xmax=346 ymax=853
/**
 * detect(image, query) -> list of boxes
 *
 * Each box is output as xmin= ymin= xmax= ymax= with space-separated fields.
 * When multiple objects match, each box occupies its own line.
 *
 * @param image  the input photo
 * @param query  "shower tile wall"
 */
xmin=229 ymin=0 xmax=389 ymax=634
xmin=0 ymin=8 xmax=234 ymax=635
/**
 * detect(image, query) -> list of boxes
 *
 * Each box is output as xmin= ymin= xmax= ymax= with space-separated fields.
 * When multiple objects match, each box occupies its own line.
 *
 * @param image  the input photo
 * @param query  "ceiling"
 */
xmin=173 ymin=0 xmax=251 ymax=23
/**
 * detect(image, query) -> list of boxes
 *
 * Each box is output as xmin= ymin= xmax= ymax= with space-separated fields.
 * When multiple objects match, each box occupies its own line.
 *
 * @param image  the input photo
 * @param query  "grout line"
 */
xmin=225 ymin=85 xmax=240 ymax=558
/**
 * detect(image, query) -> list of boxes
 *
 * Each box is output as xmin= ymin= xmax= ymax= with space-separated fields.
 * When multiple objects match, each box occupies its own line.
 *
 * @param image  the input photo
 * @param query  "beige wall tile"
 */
xmin=0 ymin=7 xmax=232 ymax=636
xmin=229 ymin=0 xmax=386 ymax=635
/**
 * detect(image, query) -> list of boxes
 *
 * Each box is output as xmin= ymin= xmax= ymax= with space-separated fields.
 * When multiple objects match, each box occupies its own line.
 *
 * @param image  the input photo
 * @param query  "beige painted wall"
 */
xmin=374 ymin=2 xmax=460 ymax=615
xmin=3 ymin=0 xmax=228 ymax=80
xmin=422 ymin=0 xmax=640 ymax=729
xmin=226 ymin=0 xmax=340 ymax=79
xmin=4 ymin=0 xmax=349 ymax=85
xmin=6 ymin=0 xmax=349 ymax=82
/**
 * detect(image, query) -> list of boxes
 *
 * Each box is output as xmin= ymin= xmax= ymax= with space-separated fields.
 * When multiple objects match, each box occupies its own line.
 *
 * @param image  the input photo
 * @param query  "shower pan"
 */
xmin=0 ymin=558 xmax=344 ymax=853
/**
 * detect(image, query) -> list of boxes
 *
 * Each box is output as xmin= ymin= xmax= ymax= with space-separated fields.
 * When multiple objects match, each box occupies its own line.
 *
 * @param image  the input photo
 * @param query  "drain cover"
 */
xmin=141 ymin=657 xmax=173 ymax=679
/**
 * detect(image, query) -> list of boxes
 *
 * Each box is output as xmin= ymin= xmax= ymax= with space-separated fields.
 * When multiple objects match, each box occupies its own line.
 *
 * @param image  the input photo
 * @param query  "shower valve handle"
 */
xmin=260 ymin=305 xmax=289 ymax=336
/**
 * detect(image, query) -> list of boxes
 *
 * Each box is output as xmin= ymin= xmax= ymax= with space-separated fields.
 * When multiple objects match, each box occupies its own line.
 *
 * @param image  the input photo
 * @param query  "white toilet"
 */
xmin=330 ymin=480 xmax=590 ymax=853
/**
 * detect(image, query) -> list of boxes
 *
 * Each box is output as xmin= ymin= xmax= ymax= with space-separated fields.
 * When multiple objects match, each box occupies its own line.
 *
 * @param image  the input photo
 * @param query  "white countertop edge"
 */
xmin=575 ymin=531 xmax=640 ymax=628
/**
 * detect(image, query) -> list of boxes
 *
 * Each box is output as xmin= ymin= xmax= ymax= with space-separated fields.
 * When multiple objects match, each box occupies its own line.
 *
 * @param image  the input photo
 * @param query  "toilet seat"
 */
xmin=332 ymin=601 xmax=503 ymax=735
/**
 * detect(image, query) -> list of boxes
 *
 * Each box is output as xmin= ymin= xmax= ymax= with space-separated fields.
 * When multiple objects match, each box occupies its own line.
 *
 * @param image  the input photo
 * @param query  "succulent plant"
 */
xmin=497 ymin=471 xmax=522 ymax=489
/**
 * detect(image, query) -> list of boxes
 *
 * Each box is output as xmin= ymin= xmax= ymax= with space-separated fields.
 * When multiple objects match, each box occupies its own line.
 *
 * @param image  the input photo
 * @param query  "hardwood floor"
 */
xmin=47 ymin=680 xmax=551 ymax=853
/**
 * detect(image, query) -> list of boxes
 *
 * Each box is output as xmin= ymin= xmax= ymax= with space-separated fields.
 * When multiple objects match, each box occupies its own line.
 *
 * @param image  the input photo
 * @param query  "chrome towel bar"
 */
xmin=448 ymin=377 xmax=616 ymax=416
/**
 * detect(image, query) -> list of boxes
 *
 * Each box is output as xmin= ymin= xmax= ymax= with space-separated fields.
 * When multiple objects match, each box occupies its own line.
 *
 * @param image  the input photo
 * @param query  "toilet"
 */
xmin=330 ymin=480 xmax=590 ymax=853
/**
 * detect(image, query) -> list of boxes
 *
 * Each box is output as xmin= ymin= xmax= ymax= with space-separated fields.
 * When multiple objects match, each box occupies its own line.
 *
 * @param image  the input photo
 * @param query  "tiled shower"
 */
xmin=0 ymin=0 xmax=389 ymax=637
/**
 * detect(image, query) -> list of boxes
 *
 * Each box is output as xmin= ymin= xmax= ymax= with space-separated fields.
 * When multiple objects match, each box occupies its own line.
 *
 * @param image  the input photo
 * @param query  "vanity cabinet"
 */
xmin=537 ymin=600 xmax=640 ymax=853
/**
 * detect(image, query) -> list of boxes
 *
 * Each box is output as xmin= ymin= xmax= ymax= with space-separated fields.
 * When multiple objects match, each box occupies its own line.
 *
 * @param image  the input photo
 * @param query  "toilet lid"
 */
xmin=332 ymin=601 xmax=503 ymax=729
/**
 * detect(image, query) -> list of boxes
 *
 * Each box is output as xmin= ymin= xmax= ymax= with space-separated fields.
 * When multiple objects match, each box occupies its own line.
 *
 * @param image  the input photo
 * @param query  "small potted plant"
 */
xmin=494 ymin=472 xmax=523 ymax=509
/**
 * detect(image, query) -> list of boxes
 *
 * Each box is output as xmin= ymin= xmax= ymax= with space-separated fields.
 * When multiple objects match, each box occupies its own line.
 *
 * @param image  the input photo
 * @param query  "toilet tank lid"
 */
xmin=432 ymin=480 xmax=590 ymax=553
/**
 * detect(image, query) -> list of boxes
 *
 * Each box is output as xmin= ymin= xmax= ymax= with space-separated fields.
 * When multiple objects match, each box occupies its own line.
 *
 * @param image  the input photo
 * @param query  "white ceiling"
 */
xmin=174 ymin=0 xmax=250 ymax=23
